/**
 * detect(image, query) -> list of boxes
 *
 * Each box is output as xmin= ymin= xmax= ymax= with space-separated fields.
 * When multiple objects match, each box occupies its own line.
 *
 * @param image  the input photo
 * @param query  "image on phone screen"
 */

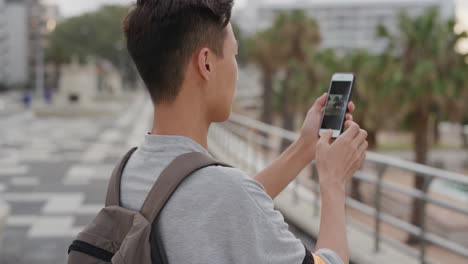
xmin=321 ymin=81 xmax=351 ymax=131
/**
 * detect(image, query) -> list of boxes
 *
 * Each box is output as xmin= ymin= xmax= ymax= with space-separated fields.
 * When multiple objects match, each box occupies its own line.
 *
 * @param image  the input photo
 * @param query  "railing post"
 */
xmin=419 ymin=176 xmax=434 ymax=264
xmin=374 ymin=164 xmax=387 ymax=253
xmin=222 ymin=125 xmax=227 ymax=153
xmin=234 ymin=128 xmax=242 ymax=168
xmin=247 ymin=130 xmax=256 ymax=174
xmin=311 ymin=163 xmax=320 ymax=217
xmin=292 ymin=178 xmax=299 ymax=204
xmin=241 ymin=128 xmax=249 ymax=171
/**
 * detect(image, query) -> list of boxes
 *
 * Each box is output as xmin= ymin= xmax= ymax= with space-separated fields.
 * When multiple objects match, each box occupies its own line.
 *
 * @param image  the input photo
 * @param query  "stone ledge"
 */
xmin=33 ymin=103 xmax=122 ymax=118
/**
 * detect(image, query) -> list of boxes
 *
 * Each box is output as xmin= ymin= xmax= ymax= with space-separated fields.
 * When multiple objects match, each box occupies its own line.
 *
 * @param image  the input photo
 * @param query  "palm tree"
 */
xmin=247 ymin=10 xmax=321 ymax=152
xmin=442 ymin=38 xmax=468 ymax=149
xmin=378 ymin=7 xmax=467 ymax=244
xmin=338 ymin=50 xmax=402 ymax=201
xmin=232 ymin=23 xmax=248 ymax=67
xmin=247 ymin=29 xmax=282 ymax=126
xmin=271 ymin=10 xmax=322 ymax=151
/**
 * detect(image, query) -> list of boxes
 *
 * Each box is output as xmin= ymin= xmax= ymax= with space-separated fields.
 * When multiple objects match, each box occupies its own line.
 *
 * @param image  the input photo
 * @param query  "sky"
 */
xmin=43 ymin=0 xmax=247 ymax=17
xmin=44 ymin=0 xmax=467 ymax=33
xmin=43 ymin=0 xmax=135 ymax=17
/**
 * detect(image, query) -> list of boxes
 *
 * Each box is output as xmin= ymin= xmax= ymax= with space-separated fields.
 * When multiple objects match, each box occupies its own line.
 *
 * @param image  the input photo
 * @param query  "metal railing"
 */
xmin=208 ymin=113 xmax=468 ymax=264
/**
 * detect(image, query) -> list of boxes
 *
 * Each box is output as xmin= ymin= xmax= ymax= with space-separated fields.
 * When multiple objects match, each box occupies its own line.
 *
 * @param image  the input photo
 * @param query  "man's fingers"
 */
xmin=348 ymin=101 xmax=355 ymax=113
xmin=312 ymin=93 xmax=328 ymax=112
xmin=359 ymin=146 xmax=367 ymax=163
xmin=319 ymin=130 xmax=333 ymax=146
xmin=341 ymin=121 xmax=360 ymax=141
xmin=346 ymin=114 xmax=353 ymax=121
xmin=358 ymin=140 xmax=369 ymax=155
xmin=353 ymin=129 xmax=368 ymax=145
xmin=344 ymin=120 xmax=351 ymax=129
xmin=357 ymin=150 xmax=367 ymax=169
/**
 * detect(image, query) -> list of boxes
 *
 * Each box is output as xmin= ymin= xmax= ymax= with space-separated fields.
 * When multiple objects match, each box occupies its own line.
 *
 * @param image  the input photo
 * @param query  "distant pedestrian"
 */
xmin=44 ymin=89 xmax=53 ymax=104
xmin=22 ymin=92 xmax=31 ymax=108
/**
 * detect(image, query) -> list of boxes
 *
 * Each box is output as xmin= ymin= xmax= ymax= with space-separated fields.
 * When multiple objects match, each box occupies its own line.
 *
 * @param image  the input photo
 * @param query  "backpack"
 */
xmin=67 ymin=147 xmax=232 ymax=264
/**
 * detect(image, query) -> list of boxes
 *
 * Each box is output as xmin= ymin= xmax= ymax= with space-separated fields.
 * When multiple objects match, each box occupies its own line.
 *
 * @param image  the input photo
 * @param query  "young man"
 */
xmin=121 ymin=0 xmax=368 ymax=264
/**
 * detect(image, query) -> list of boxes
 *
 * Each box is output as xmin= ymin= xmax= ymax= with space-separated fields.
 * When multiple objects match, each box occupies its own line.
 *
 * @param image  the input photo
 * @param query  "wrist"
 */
xmin=294 ymin=136 xmax=316 ymax=163
xmin=320 ymin=183 xmax=346 ymax=203
xmin=319 ymin=177 xmax=346 ymax=195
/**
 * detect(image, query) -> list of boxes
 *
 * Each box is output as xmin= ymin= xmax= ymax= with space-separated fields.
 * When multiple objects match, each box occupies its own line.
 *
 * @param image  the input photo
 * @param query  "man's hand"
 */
xmin=253 ymin=94 xmax=357 ymax=200
xmin=315 ymin=121 xmax=367 ymax=264
xmin=316 ymin=121 xmax=368 ymax=191
xmin=297 ymin=93 xmax=355 ymax=163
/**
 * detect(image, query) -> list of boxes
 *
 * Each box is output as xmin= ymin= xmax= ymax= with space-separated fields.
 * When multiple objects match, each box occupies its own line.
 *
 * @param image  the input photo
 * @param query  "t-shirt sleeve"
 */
xmin=233 ymin=168 xmax=307 ymax=264
xmin=236 ymin=169 xmax=343 ymax=264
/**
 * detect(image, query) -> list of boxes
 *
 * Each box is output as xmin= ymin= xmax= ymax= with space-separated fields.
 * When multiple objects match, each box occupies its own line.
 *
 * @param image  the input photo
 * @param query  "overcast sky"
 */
xmin=43 ymin=0 xmax=135 ymax=17
xmin=43 ymin=0 xmax=247 ymax=17
xmin=44 ymin=0 xmax=466 ymax=26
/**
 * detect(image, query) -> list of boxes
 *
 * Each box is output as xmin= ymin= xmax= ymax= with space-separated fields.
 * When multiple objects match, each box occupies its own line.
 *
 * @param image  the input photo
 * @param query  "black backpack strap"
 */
xmin=105 ymin=147 xmax=138 ymax=207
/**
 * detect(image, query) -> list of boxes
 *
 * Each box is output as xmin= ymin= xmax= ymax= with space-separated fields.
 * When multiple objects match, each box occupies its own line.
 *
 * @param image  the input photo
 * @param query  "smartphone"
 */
xmin=319 ymin=73 xmax=355 ymax=139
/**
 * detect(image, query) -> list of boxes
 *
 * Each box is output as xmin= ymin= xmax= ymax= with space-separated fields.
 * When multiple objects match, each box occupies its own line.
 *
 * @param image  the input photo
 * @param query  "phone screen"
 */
xmin=321 ymin=81 xmax=352 ymax=130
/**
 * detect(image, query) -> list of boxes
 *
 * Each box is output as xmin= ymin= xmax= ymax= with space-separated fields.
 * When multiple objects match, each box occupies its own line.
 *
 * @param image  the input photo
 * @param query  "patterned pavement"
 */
xmin=0 ymin=93 xmax=153 ymax=264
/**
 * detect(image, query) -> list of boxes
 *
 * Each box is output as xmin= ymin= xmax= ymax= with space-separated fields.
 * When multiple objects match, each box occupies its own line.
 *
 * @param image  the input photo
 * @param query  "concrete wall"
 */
xmin=57 ymin=58 xmax=123 ymax=104
xmin=5 ymin=2 xmax=29 ymax=86
xmin=58 ymin=59 xmax=99 ymax=105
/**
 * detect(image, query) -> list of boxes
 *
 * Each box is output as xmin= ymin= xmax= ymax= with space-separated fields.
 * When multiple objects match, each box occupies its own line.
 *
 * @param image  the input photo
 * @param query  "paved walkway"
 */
xmin=0 ymin=92 xmax=152 ymax=264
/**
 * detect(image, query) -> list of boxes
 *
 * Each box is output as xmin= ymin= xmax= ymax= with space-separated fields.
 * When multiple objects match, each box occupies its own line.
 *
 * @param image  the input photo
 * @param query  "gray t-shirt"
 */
xmin=121 ymin=134 xmax=343 ymax=264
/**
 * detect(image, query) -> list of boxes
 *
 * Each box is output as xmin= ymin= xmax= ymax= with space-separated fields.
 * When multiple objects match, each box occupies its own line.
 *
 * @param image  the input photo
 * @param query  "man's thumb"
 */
xmin=319 ymin=130 xmax=333 ymax=145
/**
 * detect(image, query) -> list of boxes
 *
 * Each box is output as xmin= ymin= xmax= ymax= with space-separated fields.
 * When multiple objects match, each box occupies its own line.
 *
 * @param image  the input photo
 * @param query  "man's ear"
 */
xmin=197 ymin=47 xmax=212 ymax=81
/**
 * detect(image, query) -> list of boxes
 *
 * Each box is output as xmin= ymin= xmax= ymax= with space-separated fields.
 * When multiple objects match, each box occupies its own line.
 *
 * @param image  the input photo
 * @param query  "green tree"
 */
xmin=232 ymin=23 xmax=248 ymax=67
xmin=378 ymin=7 xmax=467 ymax=243
xmin=247 ymin=29 xmax=283 ymax=126
xmin=344 ymin=50 xmax=402 ymax=149
xmin=269 ymin=10 xmax=322 ymax=151
xmin=336 ymin=50 xmax=402 ymax=201
xmin=46 ymin=5 xmax=136 ymax=89
xmin=442 ymin=46 xmax=468 ymax=148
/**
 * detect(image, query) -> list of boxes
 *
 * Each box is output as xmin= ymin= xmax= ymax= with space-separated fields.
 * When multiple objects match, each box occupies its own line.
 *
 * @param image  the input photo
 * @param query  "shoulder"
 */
xmin=191 ymin=165 xmax=267 ymax=197
xmin=168 ymin=164 xmax=270 ymax=211
xmin=191 ymin=165 xmax=278 ymax=219
xmin=160 ymin=165 xmax=269 ymax=224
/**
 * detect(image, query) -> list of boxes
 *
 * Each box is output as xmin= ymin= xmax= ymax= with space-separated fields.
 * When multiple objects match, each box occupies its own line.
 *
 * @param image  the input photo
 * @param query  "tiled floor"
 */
xmin=0 ymin=94 xmax=152 ymax=264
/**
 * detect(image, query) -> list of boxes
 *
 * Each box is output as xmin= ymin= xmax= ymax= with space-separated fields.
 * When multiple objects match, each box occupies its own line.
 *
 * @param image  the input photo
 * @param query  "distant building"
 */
xmin=233 ymin=0 xmax=455 ymax=53
xmin=2 ymin=0 xmax=59 ymax=88
xmin=0 ymin=0 xmax=7 ymax=83
xmin=4 ymin=1 xmax=28 ymax=86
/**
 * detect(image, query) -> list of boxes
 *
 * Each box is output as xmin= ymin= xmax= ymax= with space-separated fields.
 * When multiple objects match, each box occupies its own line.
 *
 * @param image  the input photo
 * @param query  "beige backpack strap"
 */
xmin=139 ymin=152 xmax=232 ymax=221
xmin=105 ymin=147 xmax=138 ymax=207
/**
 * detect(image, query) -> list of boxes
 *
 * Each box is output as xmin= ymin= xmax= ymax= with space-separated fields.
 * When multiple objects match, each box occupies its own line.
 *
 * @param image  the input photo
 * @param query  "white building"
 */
xmin=234 ymin=0 xmax=455 ymax=53
xmin=2 ymin=0 xmax=59 ymax=88
xmin=4 ymin=1 xmax=28 ymax=86
xmin=0 ymin=0 xmax=7 ymax=83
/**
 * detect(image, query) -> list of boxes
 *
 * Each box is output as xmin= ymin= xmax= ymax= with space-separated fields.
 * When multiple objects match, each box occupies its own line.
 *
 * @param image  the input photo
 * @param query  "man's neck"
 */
xmin=151 ymin=100 xmax=210 ymax=149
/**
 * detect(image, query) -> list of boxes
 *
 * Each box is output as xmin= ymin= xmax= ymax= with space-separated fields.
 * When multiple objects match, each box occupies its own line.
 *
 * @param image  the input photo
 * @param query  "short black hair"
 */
xmin=124 ymin=0 xmax=234 ymax=104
